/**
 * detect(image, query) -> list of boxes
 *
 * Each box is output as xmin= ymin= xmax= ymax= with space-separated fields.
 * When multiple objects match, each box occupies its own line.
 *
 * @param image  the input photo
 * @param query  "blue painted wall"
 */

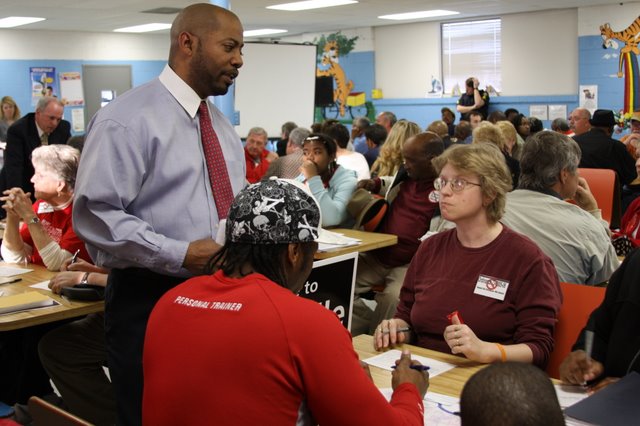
xmin=338 ymin=51 xmax=375 ymax=96
xmin=0 ymin=59 xmax=166 ymax=134
xmin=579 ymin=35 xmax=625 ymax=113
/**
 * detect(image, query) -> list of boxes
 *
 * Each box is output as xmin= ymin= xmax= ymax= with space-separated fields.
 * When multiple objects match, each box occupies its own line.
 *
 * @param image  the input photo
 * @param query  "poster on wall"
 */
xmin=529 ymin=105 xmax=548 ymax=120
xmin=548 ymin=105 xmax=568 ymax=121
xmin=71 ymin=109 xmax=85 ymax=133
xmin=59 ymin=72 xmax=84 ymax=106
xmin=579 ymin=85 xmax=598 ymax=114
xmin=30 ymin=67 xmax=57 ymax=106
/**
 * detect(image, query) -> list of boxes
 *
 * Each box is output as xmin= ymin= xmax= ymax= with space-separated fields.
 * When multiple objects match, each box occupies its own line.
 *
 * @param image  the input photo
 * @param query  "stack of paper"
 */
xmin=0 ymin=291 xmax=59 ymax=315
xmin=316 ymin=229 xmax=361 ymax=252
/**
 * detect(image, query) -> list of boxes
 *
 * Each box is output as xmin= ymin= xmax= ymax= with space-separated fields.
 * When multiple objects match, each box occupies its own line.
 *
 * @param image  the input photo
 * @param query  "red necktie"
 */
xmin=198 ymin=101 xmax=235 ymax=219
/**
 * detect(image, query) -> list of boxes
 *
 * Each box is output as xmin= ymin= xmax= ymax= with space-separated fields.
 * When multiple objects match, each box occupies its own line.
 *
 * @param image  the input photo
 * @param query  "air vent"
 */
xmin=141 ymin=7 xmax=181 ymax=14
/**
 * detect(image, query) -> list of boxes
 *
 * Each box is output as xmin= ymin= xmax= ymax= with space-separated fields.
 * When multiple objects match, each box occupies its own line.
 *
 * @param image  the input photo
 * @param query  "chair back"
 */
xmin=27 ymin=397 xmax=92 ymax=426
xmin=546 ymin=282 xmax=606 ymax=379
xmin=577 ymin=168 xmax=619 ymax=227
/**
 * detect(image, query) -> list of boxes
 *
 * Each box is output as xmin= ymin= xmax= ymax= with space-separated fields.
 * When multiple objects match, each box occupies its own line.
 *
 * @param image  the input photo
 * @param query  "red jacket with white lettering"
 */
xmin=143 ymin=270 xmax=424 ymax=426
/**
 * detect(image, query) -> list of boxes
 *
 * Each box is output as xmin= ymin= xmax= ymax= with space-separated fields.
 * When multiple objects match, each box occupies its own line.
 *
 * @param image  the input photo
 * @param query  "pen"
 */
xmin=584 ymin=330 xmax=594 ymax=361
xmin=381 ymin=327 xmax=411 ymax=335
xmin=70 ymin=249 xmax=80 ymax=264
xmin=0 ymin=278 xmax=21 ymax=285
xmin=391 ymin=365 xmax=430 ymax=372
xmin=583 ymin=330 xmax=595 ymax=387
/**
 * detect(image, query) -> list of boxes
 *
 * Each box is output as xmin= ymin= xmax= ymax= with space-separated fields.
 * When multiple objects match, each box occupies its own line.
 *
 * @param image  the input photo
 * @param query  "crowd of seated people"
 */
xmin=4 ymin=63 xmax=640 ymax=426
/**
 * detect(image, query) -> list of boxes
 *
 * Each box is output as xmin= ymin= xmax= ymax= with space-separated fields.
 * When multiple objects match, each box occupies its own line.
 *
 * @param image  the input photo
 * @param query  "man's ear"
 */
xmin=178 ymin=31 xmax=197 ymax=56
xmin=286 ymin=243 xmax=301 ymax=267
xmin=559 ymin=168 xmax=569 ymax=185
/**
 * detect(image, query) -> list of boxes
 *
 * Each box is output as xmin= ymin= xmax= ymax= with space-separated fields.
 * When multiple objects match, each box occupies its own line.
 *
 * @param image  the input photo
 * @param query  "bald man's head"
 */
xmin=168 ymin=3 xmax=243 ymax=98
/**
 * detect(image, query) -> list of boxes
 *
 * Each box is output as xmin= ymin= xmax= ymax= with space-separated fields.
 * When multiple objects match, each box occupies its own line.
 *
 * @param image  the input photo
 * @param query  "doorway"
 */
xmin=82 ymin=65 xmax=132 ymax=125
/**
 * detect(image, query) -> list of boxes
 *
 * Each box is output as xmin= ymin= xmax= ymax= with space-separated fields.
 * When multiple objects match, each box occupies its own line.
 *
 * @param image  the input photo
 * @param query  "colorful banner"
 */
xmin=622 ymin=52 xmax=640 ymax=115
xmin=30 ymin=67 xmax=57 ymax=106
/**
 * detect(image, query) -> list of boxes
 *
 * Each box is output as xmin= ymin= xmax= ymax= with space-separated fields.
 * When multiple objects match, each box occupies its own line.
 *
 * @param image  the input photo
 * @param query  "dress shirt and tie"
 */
xmin=73 ymin=65 xmax=246 ymax=276
xmin=198 ymin=101 xmax=234 ymax=219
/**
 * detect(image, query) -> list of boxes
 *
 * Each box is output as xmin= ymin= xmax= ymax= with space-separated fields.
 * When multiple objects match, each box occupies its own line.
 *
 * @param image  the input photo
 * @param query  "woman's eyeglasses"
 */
xmin=434 ymin=177 xmax=481 ymax=193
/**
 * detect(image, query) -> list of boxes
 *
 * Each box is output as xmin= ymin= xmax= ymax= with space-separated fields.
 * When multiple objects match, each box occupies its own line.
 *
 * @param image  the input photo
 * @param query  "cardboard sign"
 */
xmin=298 ymin=252 xmax=358 ymax=330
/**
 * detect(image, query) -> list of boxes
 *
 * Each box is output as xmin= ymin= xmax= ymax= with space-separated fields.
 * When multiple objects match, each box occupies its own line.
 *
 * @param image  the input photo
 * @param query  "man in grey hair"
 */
xmin=1 ymin=96 xmax=71 ymax=199
xmin=501 ymin=130 xmax=619 ymax=285
xmin=263 ymin=127 xmax=311 ymax=179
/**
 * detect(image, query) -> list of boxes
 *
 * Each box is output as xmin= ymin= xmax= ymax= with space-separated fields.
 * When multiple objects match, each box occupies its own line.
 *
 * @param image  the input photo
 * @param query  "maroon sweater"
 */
xmin=373 ymin=179 xmax=438 ymax=267
xmin=395 ymin=226 xmax=562 ymax=367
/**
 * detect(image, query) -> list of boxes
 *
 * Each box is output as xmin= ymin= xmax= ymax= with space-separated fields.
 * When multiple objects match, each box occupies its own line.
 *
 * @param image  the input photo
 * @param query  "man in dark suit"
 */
xmin=574 ymin=109 xmax=636 ymax=186
xmin=1 ymin=96 xmax=71 ymax=198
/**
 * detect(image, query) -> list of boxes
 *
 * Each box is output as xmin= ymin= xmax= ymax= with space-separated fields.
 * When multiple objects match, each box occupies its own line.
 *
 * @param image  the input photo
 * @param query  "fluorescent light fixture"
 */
xmin=379 ymin=10 xmax=459 ymax=20
xmin=268 ymin=0 xmax=357 ymax=12
xmin=0 ymin=16 xmax=45 ymax=28
xmin=114 ymin=23 xmax=171 ymax=33
xmin=244 ymin=28 xmax=288 ymax=37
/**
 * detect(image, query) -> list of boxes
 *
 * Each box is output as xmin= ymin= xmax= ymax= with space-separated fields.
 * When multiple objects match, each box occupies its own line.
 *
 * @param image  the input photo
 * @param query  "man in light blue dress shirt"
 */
xmin=72 ymin=4 xmax=246 ymax=424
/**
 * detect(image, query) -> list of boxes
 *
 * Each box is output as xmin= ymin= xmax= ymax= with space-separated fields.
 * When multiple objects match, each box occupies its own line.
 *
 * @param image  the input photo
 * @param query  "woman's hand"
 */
xmin=300 ymin=160 xmax=319 ymax=180
xmin=443 ymin=315 xmax=495 ymax=362
xmin=1 ymin=188 xmax=31 ymax=219
xmin=559 ymin=350 xmax=604 ymax=385
xmin=48 ymin=271 xmax=84 ymax=294
xmin=373 ymin=318 xmax=412 ymax=351
xmin=61 ymin=257 xmax=107 ymax=274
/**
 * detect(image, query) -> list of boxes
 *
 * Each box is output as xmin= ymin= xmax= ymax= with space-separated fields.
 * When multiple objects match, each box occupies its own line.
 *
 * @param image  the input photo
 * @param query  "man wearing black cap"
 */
xmin=143 ymin=179 xmax=429 ymax=425
xmin=573 ymin=109 xmax=636 ymax=186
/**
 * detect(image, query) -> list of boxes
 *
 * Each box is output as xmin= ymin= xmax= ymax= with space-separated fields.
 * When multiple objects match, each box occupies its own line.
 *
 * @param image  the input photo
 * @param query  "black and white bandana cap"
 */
xmin=226 ymin=178 xmax=321 ymax=244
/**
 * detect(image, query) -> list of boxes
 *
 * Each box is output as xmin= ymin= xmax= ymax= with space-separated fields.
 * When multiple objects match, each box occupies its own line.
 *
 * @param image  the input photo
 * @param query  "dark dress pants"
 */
xmin=105 ymin=268 xmax=184 ymax=426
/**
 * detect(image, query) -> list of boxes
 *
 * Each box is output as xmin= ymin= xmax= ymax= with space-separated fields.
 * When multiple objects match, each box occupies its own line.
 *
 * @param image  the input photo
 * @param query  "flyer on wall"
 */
xmin=30 ymin=67 xmax=57 ymax=106
xmin=579 ymin=85 xmax=598 ymax=114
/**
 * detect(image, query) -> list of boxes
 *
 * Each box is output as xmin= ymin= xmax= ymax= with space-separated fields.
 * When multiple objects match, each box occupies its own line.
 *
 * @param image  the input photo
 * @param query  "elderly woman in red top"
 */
xmin=374 ymin=143 xmax=562 ymax=368
xmin=1 ymin=144 xmax=89 ymax=271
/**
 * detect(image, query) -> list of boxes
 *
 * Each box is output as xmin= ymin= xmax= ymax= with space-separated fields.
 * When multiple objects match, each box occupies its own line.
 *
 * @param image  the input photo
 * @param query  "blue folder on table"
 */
xmin=564 ymin=371 xmax=640 ymax=425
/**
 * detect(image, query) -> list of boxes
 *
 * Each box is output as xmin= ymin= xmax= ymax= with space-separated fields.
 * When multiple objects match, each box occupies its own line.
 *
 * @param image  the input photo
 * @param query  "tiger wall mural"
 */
xmin=601 ymin=16 xmax=640 ymax=115
xmin=315 ymin=32 xmax=358 ymax=118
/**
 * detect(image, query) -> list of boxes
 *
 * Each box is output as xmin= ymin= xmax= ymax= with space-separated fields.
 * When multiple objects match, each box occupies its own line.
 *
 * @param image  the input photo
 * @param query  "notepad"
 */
xmin=564 ymin=372 xmax=640 ymax=426
xmin=363 ymin=349 xmax=456 ymax=378
xmin=0 ymin=291 xmax=59 ymax=315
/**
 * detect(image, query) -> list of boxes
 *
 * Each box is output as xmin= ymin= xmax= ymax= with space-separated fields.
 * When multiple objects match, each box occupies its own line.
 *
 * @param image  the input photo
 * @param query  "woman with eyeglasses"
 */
xmin=299 ymin=133 xmax=357 ymax=227
xmin=374 ymin=143 xmax=562 ymax=368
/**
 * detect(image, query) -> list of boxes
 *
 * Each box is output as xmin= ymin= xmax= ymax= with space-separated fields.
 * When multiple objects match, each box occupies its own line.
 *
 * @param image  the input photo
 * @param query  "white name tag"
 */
xmin=37 ymin=202 xmax=54 ymax=214
xmin=473 ymin=274 xmax=510 ymax=301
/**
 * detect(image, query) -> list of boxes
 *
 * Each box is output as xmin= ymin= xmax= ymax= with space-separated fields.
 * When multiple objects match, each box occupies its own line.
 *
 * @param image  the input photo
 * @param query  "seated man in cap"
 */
xmin=574 ymin=109 xmax=636 ymax=187
xmin=351 ymin=132 xmax=450 ymax=336
xmin=142 ymin=179 xmax=429 ymax=425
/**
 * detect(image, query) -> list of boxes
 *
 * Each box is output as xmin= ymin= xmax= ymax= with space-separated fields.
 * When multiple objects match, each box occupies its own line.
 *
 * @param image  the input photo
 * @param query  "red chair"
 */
xmin=577 ymin=168 xmax=619 ymax=227
xmin=546 ymin=282 xmax=606 ymax=379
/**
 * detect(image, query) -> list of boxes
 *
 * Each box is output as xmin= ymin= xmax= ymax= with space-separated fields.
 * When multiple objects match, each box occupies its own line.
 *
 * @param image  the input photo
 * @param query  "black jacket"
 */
xmin=1 ymin=113 xmax=71 ymax=196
